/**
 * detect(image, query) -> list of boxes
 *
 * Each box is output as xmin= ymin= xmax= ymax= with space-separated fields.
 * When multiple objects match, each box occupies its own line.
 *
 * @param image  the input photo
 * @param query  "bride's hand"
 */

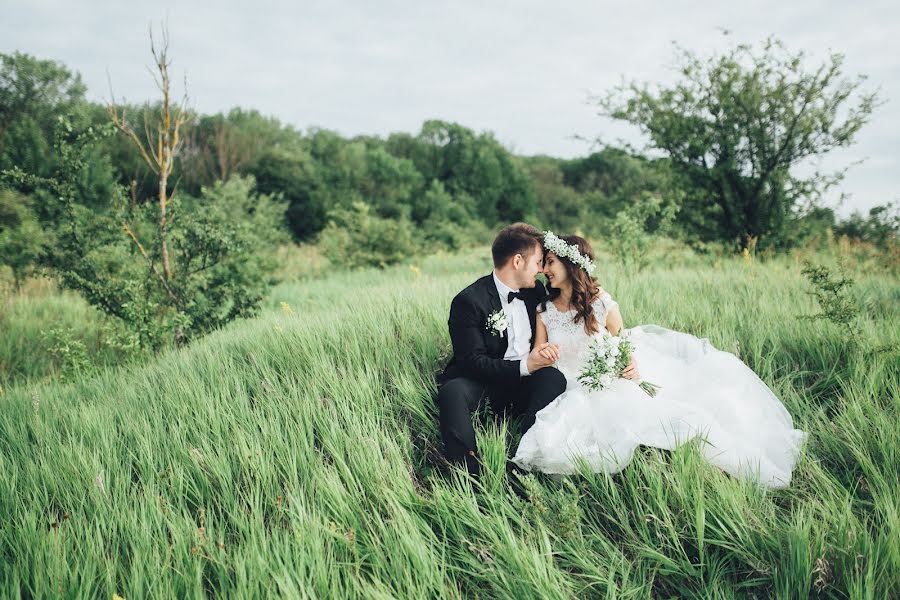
xmin=538 ymin=344 xmax=560 ymax=362
xmin=622 ymin=358 xmax=640 ymax=380
xmin=527 ymin=343 xmax=560 ymax=372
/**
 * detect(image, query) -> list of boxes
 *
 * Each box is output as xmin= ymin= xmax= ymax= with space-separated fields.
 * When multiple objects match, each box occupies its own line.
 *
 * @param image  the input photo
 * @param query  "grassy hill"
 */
xmin=1 ymin=249 xmax=898 ymax=597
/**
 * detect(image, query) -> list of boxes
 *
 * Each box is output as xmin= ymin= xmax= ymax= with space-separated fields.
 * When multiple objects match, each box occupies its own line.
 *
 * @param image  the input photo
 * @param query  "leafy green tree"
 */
xmin=2 ymin=124 xmax=285 ymax=349
xmin=2 ymin=29 xmax=287 ymax=349
xmin=0 ymin=52 xmax=88 ymax=177
xmin=168 ymin=176 xmax=287 ymax=337
xmin=180 ymin=108 xmax=296 ymax=195
xmin=0 ymin=53 xmax=116 ymax=224
xmin=561 ymin=149 xmax=672 ymax=229
xmin=777 ymin=206 xmax=836 ymax=248
xmin=254 ymin=130 xmax=425 ymax=240
xmin=0 ymin=188 xmax=47 ymax=286
xmin=834 ymin=203 xmax=899 ymax=248
xmin=409 ymin=179 xmax=466 ymax=224
xmin=192 ymin=175 xmax=290 ymax=247
xmin=359 ymin=147 xmax=423 ymax=220
xmin=252 ymin=146 xmax=326 ymax=240
xmin=384 ymin=131 xmax=422 ymax=165
xmin=390 ymin=120 xmax=536 ymax=225
xmin=410 ymin=179 xmax=484 ymax=251
xmin=320 ymin=201 xmax=416 ymax=269
xmin=524 ymin=157 xmax=587 ymax=234
xmin=606 ymin=192 xmax=679 ymax=272
xmin=601 ymin=38 xmax=879 ymax=249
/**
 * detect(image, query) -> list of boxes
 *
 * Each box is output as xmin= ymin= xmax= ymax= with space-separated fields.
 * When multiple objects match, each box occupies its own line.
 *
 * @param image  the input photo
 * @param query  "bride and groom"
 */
xmin=436 ymin=223 xmax=805 ymax=488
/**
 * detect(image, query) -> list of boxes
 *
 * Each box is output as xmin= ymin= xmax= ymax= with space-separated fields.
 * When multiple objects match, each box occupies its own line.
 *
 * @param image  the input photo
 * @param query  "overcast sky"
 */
xmin=3 ymin=0 xmax=897 ymax=216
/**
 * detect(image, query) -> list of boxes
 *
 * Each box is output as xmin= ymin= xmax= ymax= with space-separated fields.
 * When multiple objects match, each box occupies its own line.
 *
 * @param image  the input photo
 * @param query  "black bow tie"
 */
xmin=507 ymin=291 xmax=522 ymax=303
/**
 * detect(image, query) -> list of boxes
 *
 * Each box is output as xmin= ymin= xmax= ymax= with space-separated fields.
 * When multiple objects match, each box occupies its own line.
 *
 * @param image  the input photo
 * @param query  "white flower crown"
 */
xmin=543 ymin=231 xmax=596 ymax=276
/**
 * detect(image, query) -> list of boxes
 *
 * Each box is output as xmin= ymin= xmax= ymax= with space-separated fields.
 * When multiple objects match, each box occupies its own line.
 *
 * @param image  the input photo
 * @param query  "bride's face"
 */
xmin=543 ymin=252 xmax=568 ymax=288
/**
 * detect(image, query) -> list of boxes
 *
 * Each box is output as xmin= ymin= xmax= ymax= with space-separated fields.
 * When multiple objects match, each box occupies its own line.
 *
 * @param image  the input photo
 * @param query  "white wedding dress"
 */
xmin=512 ymin=295 xmax=806 ymax=488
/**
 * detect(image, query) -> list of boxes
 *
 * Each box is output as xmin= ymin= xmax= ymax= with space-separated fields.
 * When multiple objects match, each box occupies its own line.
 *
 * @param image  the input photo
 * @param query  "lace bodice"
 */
xmin=540 ymin=293 xmax=618 ymax=381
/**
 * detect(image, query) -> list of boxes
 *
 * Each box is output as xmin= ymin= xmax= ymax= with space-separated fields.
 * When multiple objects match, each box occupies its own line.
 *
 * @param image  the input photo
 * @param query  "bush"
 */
xmin=605 ymin=192 xmax=678 ymax=271
xmin=0 ymin=189 xmax=47 ymax=286
xmin=834 ymin=203 xmax=899 ymax=249
xmin=2 ymin=124 xmax=287 ymax=350
xmin=320 ymin=201 xmax=416 ymax=269
xmin=166 ymin=176 xmax=287 ymax=340
xmin=409 ymin=180 xmax=487 ymax=252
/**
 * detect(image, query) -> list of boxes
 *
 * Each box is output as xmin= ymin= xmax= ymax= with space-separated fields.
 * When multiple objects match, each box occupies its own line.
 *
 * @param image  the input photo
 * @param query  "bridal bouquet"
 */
xmin=577 ymin=331 xmax=661 ymax=397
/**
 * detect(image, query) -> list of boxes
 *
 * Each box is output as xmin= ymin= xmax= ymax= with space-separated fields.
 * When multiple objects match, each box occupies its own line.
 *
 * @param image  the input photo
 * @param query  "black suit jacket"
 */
xmin=440 ymin=274 xmax=546 ymax=387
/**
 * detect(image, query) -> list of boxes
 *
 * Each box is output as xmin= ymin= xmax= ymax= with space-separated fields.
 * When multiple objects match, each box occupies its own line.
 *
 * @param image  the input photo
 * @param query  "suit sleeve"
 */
xmin=448 ymin=293 xmax=522 ymax=385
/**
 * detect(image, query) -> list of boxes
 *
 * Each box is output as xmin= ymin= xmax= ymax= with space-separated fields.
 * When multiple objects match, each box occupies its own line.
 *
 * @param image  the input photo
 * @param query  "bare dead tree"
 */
xmin=182 ymin=116 xmax=258 ymax=186
xmin=107 ymin=23 xmax=190 ymax=282
xmin=215 ymin=120 xmax=246 ymax=180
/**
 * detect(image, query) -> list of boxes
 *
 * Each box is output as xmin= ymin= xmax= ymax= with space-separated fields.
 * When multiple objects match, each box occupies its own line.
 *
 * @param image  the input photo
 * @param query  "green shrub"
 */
xmin=320 ymin=201 xmax=417 ymax=269
xmin=606 ymin=192 xmax=678 ymax=271
xmin=0 ymin=189 xmax=48 ymax=286
xmin=2 ymin=123 xmax=287 ymax=350
xmin=800 ymin=260 xmax=860 ymax=335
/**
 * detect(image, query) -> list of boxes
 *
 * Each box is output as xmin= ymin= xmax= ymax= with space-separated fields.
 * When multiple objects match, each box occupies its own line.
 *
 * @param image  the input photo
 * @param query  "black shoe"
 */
xmin=505 ymin=460 xmax=529 ymax=477
xmin=505 ymin=460 xmax=531 ymax=500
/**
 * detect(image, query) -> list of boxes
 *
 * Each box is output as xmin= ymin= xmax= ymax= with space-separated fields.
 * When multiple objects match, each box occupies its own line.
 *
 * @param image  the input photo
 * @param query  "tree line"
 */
xmin=1 ymin=35 xmax=895 ymax=350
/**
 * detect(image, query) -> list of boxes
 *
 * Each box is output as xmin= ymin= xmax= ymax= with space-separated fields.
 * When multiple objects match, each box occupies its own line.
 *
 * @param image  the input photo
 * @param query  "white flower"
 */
xmin=578 ymin=331 xmax=635 ymax=391
xmin=577 ymin=332 xmax=656 ymax=394
xmin=486 ymin=309 xmax=509 ymax=337
xmin=543 ymin=231 xmax=597 ymax=276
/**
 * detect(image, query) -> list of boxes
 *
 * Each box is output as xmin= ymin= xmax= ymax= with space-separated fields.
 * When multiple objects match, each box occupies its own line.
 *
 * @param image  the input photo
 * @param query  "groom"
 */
xmin=437 ymin=223 xmax=567 ymax=476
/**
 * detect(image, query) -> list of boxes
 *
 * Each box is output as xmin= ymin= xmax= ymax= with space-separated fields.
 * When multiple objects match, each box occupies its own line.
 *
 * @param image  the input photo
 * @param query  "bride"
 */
xmin=511 ymin=233 xmax=806 ymax=488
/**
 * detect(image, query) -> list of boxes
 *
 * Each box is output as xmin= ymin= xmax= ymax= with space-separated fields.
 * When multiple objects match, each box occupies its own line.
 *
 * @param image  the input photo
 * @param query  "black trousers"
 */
xmin=436 ymin=367 xmax=567 ymax=475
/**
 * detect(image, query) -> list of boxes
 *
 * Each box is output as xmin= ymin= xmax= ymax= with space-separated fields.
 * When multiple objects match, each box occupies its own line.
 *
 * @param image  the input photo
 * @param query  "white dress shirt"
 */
xmin=492 ymin=272 xmax=533 ymax=377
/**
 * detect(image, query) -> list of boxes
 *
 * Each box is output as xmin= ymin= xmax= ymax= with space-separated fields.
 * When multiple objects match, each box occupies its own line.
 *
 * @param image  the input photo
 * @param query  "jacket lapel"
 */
xmin=527 ymin=297 xmax=537 ymax=348
xmin=483 ymin=274 xmax=542 ymax=351
xmin=483 ymin=275 xmax=508 ymax=355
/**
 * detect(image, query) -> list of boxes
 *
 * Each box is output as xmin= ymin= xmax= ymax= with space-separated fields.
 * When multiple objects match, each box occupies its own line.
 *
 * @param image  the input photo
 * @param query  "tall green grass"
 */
xmin=0 ymin=277 xmax=137 ymax=390
xmin=1 ymin=249 xmax=897 ymax=597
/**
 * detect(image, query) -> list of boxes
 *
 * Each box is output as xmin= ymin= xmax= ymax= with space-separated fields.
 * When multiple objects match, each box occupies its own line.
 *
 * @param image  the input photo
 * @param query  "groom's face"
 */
xmin=514 ymin=244 xmax=543 ymax=288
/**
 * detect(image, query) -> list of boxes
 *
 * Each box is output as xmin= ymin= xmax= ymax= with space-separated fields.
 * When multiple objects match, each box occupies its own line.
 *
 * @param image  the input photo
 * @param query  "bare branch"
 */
xmin=122 ymin=222 xmax=178 ymax=301
xmin=108 ymin=105 xmax=159 ymax=174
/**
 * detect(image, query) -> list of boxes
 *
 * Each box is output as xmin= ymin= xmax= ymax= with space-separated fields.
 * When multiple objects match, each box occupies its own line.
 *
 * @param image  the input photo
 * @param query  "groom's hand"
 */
xmin=527 ymin=343 xmax=560 ymax=373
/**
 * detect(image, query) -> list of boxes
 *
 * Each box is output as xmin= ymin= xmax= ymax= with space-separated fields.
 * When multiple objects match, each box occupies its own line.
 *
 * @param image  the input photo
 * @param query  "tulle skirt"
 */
xmin=512 ymin=325 xmax=806 ymax=488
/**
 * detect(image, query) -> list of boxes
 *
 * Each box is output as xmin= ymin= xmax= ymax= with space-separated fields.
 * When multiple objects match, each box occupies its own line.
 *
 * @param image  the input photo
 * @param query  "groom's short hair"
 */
xmin=492 ymin=223 xmax=543 ymax=268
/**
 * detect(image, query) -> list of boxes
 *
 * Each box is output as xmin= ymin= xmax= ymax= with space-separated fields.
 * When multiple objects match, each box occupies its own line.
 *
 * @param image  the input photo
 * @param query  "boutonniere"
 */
xmin=486 ymin=308 xmax=509 ymax=337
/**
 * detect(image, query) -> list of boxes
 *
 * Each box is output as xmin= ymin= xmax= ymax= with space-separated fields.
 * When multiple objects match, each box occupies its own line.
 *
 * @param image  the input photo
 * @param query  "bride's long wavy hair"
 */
xmin=541 ymin=235 xmax=602 ymax=334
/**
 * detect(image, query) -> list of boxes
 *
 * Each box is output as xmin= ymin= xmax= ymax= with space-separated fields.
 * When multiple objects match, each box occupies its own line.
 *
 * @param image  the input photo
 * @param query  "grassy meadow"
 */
xmin=0 ymin=245 xmax=898 ymax=598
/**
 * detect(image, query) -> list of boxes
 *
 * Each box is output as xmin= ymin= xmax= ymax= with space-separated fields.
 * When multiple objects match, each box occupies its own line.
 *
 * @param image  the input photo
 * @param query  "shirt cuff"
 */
xmin=519 ymin=358 xmax=531 ymax=377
